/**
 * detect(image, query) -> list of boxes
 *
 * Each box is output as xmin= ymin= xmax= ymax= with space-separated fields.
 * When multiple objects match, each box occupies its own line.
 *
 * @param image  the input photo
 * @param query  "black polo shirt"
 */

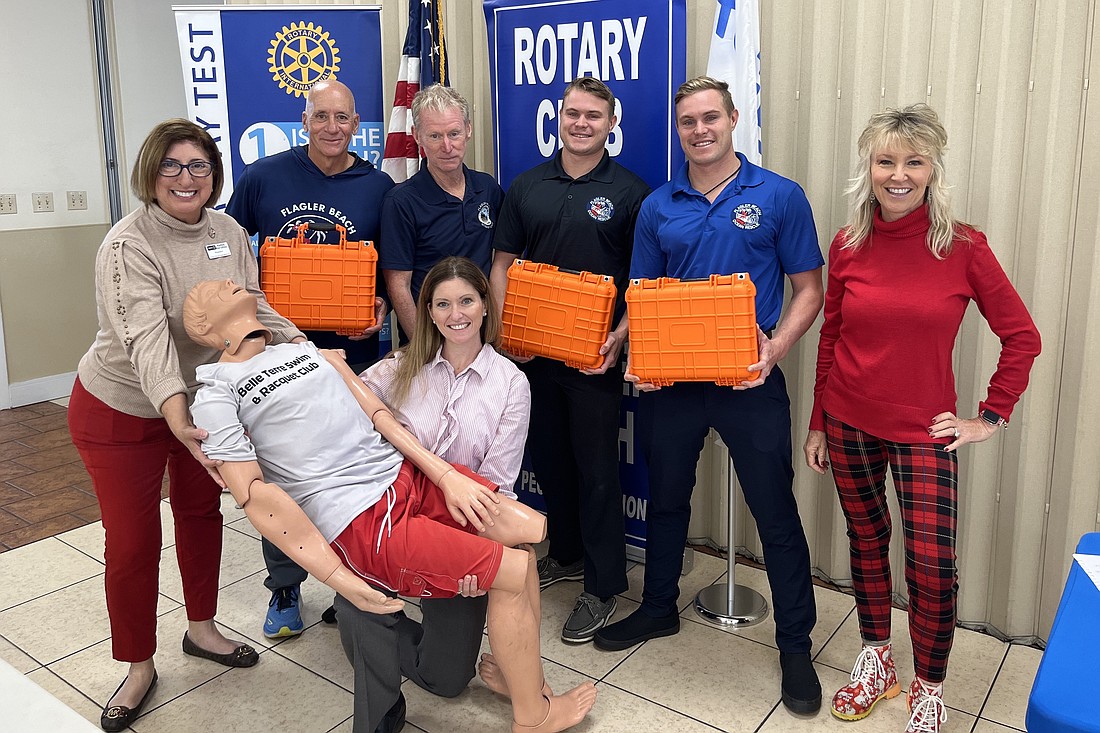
xmin=379 ymin=164 xmax=504 ymax=303
xmin=494 ymin=151 xmax=651 ymax=318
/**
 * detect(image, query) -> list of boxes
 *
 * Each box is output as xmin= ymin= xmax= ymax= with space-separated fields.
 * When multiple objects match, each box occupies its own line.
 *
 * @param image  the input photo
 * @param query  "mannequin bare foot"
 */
xmin=478 ymin=653 xmax=553 ymax=698
xmin=511 ymin=683 xmax=598 ymax=733
xmin=186 ymin=619 xmax=247 ymax=655
xmin=107 ymin=659 xmax=156 ymax=710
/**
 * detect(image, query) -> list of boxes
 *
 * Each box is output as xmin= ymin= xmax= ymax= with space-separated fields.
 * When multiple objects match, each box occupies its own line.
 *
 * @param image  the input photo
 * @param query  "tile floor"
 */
xmin=0 ymin=401 xmax=1042 ymax=732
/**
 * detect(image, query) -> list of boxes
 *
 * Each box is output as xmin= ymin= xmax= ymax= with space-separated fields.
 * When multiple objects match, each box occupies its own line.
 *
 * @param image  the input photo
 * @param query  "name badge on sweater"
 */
xmin=205 ymin=242 xmax=231 ymax=259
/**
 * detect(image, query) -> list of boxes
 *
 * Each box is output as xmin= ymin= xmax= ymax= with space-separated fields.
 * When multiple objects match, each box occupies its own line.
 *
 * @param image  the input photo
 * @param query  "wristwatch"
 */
xmin=980 ymin=408 xmax=1008 ymax=428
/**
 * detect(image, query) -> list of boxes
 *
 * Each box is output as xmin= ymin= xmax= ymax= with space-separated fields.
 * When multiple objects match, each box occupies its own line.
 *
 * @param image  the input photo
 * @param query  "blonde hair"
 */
xmin=411 ymin=84 xmax=469 ymax=127
xmin=675 ymin=76 xmax=735 ymax=114
xmin=843 ymin=103 xmax=971 ymax=258
xmin=388 ymin=257 xmax=500 ymax=407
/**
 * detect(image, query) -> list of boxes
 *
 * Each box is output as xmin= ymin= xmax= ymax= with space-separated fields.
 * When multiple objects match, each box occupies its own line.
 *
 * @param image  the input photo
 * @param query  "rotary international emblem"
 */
xmin=268 ymin=22 xmax=341 ymax=97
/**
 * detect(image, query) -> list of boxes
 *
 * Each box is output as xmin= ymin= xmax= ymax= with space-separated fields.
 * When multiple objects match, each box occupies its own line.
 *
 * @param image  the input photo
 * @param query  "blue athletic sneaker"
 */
xmin=264 ymin=585 xmax=304 ymax=638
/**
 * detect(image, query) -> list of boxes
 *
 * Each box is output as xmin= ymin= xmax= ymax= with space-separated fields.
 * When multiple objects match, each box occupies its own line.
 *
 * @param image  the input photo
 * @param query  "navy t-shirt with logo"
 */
xmin=629 ymin=152 xmax=823 ymax=331
xmin=494 ymin=151 xmax=651 ymax=320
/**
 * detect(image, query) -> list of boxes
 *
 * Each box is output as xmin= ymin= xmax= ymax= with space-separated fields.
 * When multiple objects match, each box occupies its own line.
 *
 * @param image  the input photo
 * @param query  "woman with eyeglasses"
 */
xmin=68 ymin=119 xmax=306 ymax=731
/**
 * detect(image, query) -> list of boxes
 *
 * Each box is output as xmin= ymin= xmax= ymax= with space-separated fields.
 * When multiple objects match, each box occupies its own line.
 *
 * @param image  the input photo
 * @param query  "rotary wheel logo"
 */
xmin=268 ymin=22 xmax=341 ymax=97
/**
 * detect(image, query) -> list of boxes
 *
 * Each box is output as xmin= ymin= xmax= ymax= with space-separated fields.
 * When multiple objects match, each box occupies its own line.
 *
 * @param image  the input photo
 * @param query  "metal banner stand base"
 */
xmin=694 ymin=458 xmax=769 ymax=628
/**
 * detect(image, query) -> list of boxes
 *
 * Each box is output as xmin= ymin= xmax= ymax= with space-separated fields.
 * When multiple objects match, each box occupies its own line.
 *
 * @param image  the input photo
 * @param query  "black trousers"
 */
xmin=637 ymin=368 xmax=816 ymax=653
xmin=521 ymin=357 xmax=628 ymax=599
xmin=335 ymin=591 xmax=489 ymax=732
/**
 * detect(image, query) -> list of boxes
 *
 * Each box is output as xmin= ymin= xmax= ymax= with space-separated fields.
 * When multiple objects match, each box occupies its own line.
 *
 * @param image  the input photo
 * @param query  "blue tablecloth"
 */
xmin=1026 ymin=532 xmax=1100 ymax=732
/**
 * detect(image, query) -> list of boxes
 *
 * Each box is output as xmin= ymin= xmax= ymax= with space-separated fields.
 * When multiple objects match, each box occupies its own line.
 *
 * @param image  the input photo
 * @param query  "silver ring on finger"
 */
xmin=953 ymin=427 xmax=960 ymax=438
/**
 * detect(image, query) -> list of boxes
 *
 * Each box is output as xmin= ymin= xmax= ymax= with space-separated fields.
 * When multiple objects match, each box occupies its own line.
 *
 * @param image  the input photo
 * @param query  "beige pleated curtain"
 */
xmin=229 ymin=0 xmax=1100 ymax=642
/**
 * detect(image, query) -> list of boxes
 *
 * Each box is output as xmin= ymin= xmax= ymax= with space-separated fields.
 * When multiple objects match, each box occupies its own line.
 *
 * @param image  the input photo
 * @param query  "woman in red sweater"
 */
xmin=803 ymin=104 xmax=1040 ymax=733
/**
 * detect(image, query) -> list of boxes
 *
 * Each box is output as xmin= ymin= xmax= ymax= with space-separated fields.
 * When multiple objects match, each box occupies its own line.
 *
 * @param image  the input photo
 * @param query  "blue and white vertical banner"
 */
xmin=482 ymin=0 xmax=687 ymax=192
xmin=173 ymin=5 xmax=386 ymax=209
xmin=706 ymin=0 xmax=762 ymax=164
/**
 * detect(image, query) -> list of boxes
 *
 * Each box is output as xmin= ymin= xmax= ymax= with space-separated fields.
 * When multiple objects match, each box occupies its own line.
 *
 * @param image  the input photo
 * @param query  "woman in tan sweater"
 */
xmin=67 ymin=119 xmax=305 ymax=732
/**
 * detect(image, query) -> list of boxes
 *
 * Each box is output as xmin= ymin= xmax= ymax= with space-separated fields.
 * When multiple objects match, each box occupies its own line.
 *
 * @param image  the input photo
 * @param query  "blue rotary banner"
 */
xmin=173 ymin=7 xmax=385 ymax=209
xmin=483 ymin=0 xmax=687 ymax=192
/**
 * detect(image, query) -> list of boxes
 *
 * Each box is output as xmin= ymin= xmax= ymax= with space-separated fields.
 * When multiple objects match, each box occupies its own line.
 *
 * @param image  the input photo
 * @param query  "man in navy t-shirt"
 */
xmin=225 ymin=79 xmax=394 ymax=647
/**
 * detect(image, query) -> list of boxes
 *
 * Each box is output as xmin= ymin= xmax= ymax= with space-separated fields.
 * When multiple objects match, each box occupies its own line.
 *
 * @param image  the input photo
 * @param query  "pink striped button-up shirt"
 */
xmin=361 ymin=344 xmax=530 ymax=498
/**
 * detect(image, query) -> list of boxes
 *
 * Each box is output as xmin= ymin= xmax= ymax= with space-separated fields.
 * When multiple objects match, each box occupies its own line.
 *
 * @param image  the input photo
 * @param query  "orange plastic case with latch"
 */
xmin=625 ymin=273 xmax=759 ymax=386
xmin=259 ymin=222 xmax=377 ymax=336
xmin=500 ymin=260 xmax=616 ymax=369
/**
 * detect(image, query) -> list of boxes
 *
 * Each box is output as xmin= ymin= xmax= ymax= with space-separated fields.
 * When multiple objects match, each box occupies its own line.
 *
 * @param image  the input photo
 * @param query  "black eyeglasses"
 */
xmin=159 ymin=160 xmax=214 ymax=178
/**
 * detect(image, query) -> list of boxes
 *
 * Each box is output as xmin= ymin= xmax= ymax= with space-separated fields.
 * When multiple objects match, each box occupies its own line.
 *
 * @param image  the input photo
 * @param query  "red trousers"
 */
xmin=68 ymin=379 xmax=223 ymax=662
xmin=825 ymin=413 xmax=959 ymax=683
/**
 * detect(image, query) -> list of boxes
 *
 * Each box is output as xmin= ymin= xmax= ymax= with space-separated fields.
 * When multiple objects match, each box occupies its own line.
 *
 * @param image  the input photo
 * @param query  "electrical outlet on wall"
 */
xmin=32 ymin=192 xmax=54 ymax=212
xmin=0 ymin=194 xmax=15 ymax=214
xmin=67 ymin=191 xmax=87 ymax=210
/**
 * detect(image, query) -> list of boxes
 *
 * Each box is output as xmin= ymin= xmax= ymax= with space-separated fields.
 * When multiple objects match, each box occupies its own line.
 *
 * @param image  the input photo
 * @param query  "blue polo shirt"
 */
xmin=378 ymin=165 xmax=503 ymax=303
xmin=629 ymin=153 xmax=823 ymax=331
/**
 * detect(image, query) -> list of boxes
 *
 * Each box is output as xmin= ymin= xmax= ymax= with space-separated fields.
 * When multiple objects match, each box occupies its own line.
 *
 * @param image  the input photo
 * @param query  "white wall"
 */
xmin=0 ymin=0 xmax=108 ymax=232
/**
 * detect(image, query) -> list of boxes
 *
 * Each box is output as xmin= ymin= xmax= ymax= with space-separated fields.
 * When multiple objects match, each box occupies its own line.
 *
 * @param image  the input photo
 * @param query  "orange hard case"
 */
xmin=500 ymin=260 xmax=616 ymax=369
xmin=259 ymin=222 xmax=377 ymax=336
xmin=625 ymin=273 xmax=758 ymax=386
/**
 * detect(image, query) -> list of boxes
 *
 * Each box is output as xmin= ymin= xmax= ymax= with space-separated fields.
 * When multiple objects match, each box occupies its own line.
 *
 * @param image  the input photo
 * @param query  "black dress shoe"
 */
xmin=779 ymin=651 xmax=822 ymax=714
xmin=593 ymin=607 xmax=680 ymax=651
xmin=100 ymin=671 xmax=158 ymax=732
xmin=182 ymin=632 xmax=260 ymax=667
xmin=373 ymin=692 xmax=406 ymax=733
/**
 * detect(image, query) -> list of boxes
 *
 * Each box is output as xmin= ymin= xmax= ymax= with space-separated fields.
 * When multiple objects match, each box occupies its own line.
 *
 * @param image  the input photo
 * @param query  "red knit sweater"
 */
xmin=809 ymin=205 xmax=1041 ymax=443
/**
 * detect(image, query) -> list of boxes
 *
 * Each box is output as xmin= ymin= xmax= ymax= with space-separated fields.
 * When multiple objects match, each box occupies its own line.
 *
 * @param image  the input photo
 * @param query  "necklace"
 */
xmin=702 ymin=166 xmax=739 ymax=197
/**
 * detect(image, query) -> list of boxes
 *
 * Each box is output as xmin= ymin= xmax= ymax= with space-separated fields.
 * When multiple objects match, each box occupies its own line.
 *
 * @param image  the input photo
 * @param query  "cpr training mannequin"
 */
xmin=183 ymin=279 xmax=597 ymax=733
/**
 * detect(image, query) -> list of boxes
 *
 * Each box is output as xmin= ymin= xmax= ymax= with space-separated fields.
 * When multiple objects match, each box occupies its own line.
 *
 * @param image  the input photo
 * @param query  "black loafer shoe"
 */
xmin=100 ymin=671 xmax=158 ymax=732
xmin=182 ymin=632 xmax=260 ymax=667
xmin=374 ymin=692 xmax=406 ymax=733
xmin=780 ymin=651 xmax=822 ymax=714
xmin=593 ymin=607 xmax=680 ymax=651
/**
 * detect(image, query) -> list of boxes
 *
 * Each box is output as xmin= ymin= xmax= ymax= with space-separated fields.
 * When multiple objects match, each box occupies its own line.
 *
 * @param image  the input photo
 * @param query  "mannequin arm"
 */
xmin=216 ymin=460 xmax=404 ymax=615
xmin=319 ymin=350 xmax=503 ymax=531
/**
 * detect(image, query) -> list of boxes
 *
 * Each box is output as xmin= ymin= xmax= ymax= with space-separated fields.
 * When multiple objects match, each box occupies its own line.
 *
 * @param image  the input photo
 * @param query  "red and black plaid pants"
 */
xmin=825 ymin=413 xmax=959 ymax=683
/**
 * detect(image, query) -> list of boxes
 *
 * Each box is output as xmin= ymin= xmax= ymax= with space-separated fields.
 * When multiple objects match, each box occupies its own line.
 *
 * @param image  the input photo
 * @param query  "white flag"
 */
xmin=706 ymin=0 xmax=762 ymax=165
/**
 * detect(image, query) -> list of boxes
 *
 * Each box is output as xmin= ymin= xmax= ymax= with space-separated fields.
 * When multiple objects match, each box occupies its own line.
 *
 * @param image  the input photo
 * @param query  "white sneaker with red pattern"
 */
xmin=906 ymin=677 xmax=947 ymax=733
xmin=831 ymin=642 xmax=901 ymax=721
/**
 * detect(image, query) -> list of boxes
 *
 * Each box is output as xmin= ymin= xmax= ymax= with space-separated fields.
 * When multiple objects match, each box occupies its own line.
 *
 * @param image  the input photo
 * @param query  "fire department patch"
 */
xmin=587 ymin=197 xmax=614 ymax=222
xmin=732 ymin=203 xmax=763 ymax=230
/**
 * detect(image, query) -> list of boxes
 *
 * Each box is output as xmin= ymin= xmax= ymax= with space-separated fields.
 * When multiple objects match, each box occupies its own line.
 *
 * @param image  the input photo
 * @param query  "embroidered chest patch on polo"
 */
xmin=477 ymin=202 xmax=494 ymax=228
xmin=587 ymin=197 xmax=614 ymax=222
xmin=732 ymin=203 xmax=763 ymax=230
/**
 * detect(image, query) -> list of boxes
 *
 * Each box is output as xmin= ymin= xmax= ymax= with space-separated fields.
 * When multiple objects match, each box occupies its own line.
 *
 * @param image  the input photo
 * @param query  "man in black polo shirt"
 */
xmin=490 ymin=76 xmax=650 ymax=644
xmin=380 ymin=84 xmax=504 ymax=340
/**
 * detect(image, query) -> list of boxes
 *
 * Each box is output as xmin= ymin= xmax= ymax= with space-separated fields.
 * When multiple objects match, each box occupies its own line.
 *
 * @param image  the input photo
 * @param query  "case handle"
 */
xmin=292 ymin=221 xmax=349 ymax=247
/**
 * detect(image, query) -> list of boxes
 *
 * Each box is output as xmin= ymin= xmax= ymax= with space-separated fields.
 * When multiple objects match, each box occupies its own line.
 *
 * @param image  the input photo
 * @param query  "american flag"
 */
xmin=380 ymin=0 xmax=450 ymax=183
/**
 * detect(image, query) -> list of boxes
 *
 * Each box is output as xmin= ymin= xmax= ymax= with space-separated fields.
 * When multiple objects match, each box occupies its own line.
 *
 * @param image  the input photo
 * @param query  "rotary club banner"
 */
xmin=173 ymin=5 xmax=385 ymax=209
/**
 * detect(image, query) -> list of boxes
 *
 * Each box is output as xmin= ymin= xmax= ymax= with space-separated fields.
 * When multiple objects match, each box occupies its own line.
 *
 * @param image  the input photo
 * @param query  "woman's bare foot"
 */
xmin=511 ymin=683 xmax=598 ymax=732
xmin=186 ymin=619 xmax=246 ymax=655
xmin=478 ymin=653 xmax=553 ymax=699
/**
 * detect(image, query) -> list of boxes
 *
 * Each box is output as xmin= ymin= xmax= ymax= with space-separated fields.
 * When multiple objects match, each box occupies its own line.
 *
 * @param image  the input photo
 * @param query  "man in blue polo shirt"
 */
xmin=595 ymin=76 xmax=825 ymax=716
xmin=379 ymin=85 xmax=503 ymax=341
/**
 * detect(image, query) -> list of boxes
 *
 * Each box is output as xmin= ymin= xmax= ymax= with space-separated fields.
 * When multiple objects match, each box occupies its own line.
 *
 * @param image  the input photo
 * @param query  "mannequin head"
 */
xmin=184 ymin=279 xmax=271 ymax=355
